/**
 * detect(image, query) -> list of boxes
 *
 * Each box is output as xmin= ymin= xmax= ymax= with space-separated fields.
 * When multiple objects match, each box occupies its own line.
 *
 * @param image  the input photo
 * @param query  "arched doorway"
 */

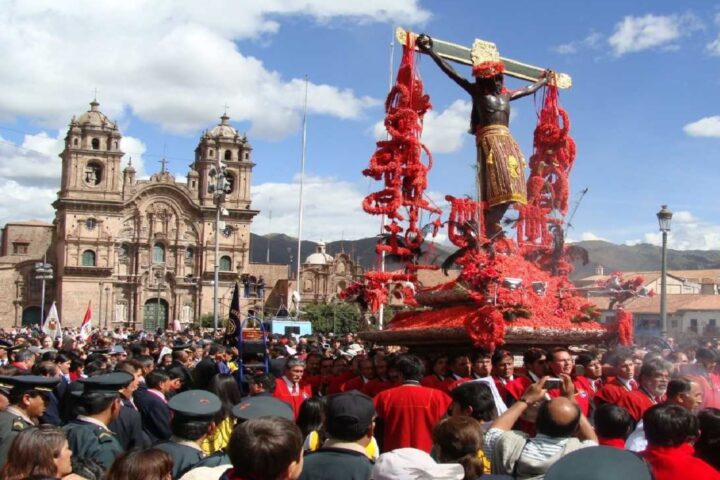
xmin=143 ymin=298 xmax=168 ymax=332
xmin=22 ymin=306 xmax=41 ymax=327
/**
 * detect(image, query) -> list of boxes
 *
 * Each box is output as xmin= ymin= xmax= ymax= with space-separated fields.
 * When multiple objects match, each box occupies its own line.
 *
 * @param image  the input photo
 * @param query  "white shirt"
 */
xmin=625 ymin=420 xmax=647 ymax=452
xmin=283 ymin=375 xmax=299 ymax=395
xmin=617 ymin=376 xmax=634 ymax=391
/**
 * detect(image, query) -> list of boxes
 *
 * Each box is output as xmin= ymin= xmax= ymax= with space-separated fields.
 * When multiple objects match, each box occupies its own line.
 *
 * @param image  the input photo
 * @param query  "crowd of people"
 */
xmin=0 ymin=324 xmax=719 ymax=479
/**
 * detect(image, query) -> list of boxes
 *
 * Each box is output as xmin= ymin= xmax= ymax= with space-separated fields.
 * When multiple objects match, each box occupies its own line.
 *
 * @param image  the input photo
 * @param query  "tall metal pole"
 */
xmin=660 ymin=229 xmax=668 ymax=340
xmin=213 ymin=202 xmax=221 ymax=334
xmin=39 ymin=253 xmax=47 ymax=324
xmin=296 ymin=76 xmax=309 ymax=300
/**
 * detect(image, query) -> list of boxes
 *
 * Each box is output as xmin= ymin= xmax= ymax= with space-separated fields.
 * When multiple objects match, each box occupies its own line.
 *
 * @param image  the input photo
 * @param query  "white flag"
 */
xmin=42 ymin=302 xmax=62 ymax=340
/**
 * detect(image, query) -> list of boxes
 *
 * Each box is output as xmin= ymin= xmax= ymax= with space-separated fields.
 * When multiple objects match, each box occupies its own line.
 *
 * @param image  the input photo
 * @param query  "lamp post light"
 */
xmin=657 ymin=205 xmax=673 ymax=340
xmin=34 ymin=254 xmax=53 ymax=324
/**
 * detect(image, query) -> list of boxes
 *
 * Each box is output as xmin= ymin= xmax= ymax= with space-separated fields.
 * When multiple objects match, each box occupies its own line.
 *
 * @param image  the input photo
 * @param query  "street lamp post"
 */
xmin=657 ymin=205 xmax=673 ymax=340
xmin=34 ymin=254 xmax=53 ymax=324
xmin=211 ymin=162 xmax=228 ymax=335
xmin=104 ymin=286 xmax=110 ymax=329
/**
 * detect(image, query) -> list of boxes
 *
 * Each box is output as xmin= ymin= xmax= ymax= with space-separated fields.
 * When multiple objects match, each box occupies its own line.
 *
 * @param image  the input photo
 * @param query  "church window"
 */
xmin=224 ymin=149 xmax=232 ymax=161
xmin=114 ymin=141 xmax=118 ymax=149
xmin=91 ymin=138 xmax=100 ymax=150
xmin=73 ymin=138 xmax=79 ymax=146
xmin=185 ymin=247 xmax=194 ymax=265
xmin=219 ymin=255 xmax=232 ymax=271
xmin=12 ymin=243 xmax=28 ymax=255
xmin=85 ymin=218 xmax=97 ymax=230
xmin=209 ymin=149 xmax=214 ymax=157
xmin=82 ymin=250 xmax=96 ymax=267
xmin=119 ymin=244 xmax=130 ymax=259
xmin=84 ymin=162 xmax=102 ymax=186
xmin=224 ymin=172 xmax=235 ymax=194
xmin=153 ymin=243 xmax=165 ymax=263
xmin=244 ymin=152 xmax=249 ymax=160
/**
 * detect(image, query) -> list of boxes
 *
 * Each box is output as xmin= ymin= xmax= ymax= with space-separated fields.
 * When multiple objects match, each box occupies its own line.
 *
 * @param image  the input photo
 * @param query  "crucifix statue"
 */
xmin=401 ymin=28 xmax=570 ymax=239
xmin=159 ymin=158 xmax=168 ymax=174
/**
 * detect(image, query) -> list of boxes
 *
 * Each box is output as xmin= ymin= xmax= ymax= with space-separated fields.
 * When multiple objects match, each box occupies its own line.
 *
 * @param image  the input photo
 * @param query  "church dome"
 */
xmin=305 ymin=241 xmax=334 ymax=265
xmin=76 ymin=100 xmax=116 ymax=129
xmin=208 ymin=113 xmax=238 ymax=138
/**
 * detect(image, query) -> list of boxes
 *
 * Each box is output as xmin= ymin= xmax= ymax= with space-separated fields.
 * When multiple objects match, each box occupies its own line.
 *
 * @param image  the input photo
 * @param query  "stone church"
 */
xmin=0 ymin=100 xmax=287 ymax=330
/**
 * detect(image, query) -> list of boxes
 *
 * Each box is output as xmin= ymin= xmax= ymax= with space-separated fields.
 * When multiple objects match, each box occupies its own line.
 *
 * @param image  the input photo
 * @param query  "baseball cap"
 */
xmin=325 ymin=390 xmax=375 ymax=441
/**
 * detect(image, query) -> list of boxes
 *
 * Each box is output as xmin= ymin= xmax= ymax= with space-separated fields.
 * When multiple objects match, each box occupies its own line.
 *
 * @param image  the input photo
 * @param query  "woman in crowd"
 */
xmin=0 ymin=425 xmax=77 ymax=480
xmin=106 ymin=448 xmax=172 ymax=480
xmin=201 ymin=373 xmax=243 ymax=453
xmin=433 ymin=416 xmax=512 ymax=480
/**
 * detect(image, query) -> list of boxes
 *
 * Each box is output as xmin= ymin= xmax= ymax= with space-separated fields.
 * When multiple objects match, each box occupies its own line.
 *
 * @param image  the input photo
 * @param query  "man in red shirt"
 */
xmin=574 ymin=352 xmax=604 ymax=400
xmin=373 ymin=354 xmax=451 ymax=453
xmin=639 ymin=404 xmax=720 ymax=480
xmin=491 ymin=349 xmax=516 ymax=404
xmin=506 ymin=347 xmax=548 ymax=401
xmin=273 ymin=356 xmax=312 ymax=419
xmin=546 ymin=347 xmax=591 ymax=416
xmin=618 ymin=359 xmax=671 ymax=422
xmin=343 ymin=358 xmax=375 ymax=393
xmin=595 ymin=351 xmax=637 ymax=406
xmin=362 ymin=356 xmax=393 ymax=397
xmin=420 ymin=355 xmax=451 ymax=391
xmin=683 ymin=348 xmax=720 ymax=409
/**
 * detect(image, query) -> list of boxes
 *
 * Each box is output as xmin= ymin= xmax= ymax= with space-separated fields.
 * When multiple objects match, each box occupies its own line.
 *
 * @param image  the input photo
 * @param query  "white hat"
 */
xmin=371 ymin=448 xmax=464 ymax=480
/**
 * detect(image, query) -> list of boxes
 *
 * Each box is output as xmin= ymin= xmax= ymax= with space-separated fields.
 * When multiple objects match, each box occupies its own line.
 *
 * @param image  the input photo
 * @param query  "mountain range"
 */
xmin=250 ymin=234 xmax=720 ymax=279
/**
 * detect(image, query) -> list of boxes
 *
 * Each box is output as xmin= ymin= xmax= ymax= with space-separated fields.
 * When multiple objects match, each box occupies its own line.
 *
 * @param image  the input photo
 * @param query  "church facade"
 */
xmin=0 ymin=101 xmax=286 ymax=330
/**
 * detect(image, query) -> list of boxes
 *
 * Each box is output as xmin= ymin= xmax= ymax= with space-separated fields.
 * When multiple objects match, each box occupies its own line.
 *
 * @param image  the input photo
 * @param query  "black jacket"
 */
xmin=133 ymin=384 xmax=172 ymax=444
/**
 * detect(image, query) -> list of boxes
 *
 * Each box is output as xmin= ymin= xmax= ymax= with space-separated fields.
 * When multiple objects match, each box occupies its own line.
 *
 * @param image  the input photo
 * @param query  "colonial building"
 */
xmin=299 ymin=242 xmax=364 ymax=304
xmin=0 ymin=100 xmax=288 ymax=330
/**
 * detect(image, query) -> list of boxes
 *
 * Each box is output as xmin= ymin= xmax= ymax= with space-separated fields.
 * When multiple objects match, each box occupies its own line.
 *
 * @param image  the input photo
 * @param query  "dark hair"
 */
xmin=394 ymin=354 xmax=425 ymax=381
xmin=575 ymin=353 xmax=597 ymax=368
xmin=1 ymin=425 xmax=67 ymax=480
xmin=32 ymin=361 xmax=58 ymax=377
xmin=296 ymin=397 xmax=325 ymax=439
xmin=171 ymin=417 xmax=213 ymax=441
xmin=450 ymin=382 xmax=495 ymax=422
xmin=523 ymin=348 xmax=547 ymax=366
xmin=208 ymin=343 xmax=225 ymax=356
xmin=491 ymin=349 xmax=512 ymax=367
xmin=209 ymin=373 xmax=243 ymax=422
xmin=115 ymin=360 xmax=141 ymax=376
xmin=471 ymin=348 xmax=492 ymax=362
xmin=549 ymin=347 xmax=571 ymax=362
xmin=84 ymin=360 xmax=108 ymax=377
xmin=249 ymin=373 xmax=276 ymax=394
xmin=54 ymin=353 xmax=71 ymax=364
xmin=228 ymin=417 xmax=303 ymax=479
xmin=594 ymin=404 xmax=633 ymax=440
xmin=448 ymin=353 xmax=468 ymax=367
xmin=106 ymin=448 xmax=173 ymax=480
xmin=145 ymin=370 xmax=170 ymax=389
xmin=643 ymin=404 xmax=699 ymax=447
xmin=667 ymin=377 xmax=694 ymax=399
xmin=536 ymin=399 xmax=581 ymax=438
xmin=695 ymin=408 xmax=720 ymax=470
xmin=433 ymin=416 xmax=485 ymax=480
xmin=14 ymin=350 xmax=34 ymax=363
xmin=77 ymin=392 xmax=118 ymax=416
xmin=134 ymin=355 xmax=155 ymax=371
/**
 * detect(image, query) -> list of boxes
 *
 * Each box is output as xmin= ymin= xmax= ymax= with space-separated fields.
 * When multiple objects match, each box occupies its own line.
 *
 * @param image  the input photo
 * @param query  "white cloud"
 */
xmin=372 ymin=100 xmax=472 ymax=154
xmin=0 ymin=179 xmax=56 ymax=224
xmin=640 ymin=210 xmax=720 ymax=250
xmin=580 ymin=232 xmax=608 ymax=241
xmin=553 ymin=32 xmax=603 ymax=55
xmin=707 ymin=36 xmax=720 ymax=55
xmin=252 ymin=175 xmax=380 ymax=241
xmin=683 ymin=116 xmax=720 ymax=138
xmin=119 ymin=136 xmax=148 ymax=178
xmin=608 ymin=13 xmax=702 ymax=56
xmin=0 ymin=1 xmax=426 ymax=139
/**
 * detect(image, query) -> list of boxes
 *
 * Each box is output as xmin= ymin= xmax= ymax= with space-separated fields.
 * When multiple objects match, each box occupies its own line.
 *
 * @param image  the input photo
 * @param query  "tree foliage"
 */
xmin=300 ymin=302 xmax=362 ymax=334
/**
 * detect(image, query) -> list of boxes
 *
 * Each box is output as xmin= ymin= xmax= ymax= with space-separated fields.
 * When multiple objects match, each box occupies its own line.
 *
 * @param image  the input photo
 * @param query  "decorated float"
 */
xmin=342 ymin=29 xmax=645 ymax=351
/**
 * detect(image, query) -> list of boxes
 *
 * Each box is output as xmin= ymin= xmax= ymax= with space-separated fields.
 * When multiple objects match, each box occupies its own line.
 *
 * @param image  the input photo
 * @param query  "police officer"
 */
xmin=63 ymin=372 xmax=130 ymax=470
xmin=155 ymin=390 xmax=230 ymax=479
xmin=0 ymin=375 xmax=60 ymax=467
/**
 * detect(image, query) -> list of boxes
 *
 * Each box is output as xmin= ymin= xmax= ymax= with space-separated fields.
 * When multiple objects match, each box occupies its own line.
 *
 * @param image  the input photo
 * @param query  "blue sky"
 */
xmin=1 ymin=1 xmax=719 ymax=249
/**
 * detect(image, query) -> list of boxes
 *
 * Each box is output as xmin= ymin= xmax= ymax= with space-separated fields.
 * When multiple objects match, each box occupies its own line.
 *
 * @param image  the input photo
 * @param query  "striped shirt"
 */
xmin=484 ymin=427 xmax=597 ymax=463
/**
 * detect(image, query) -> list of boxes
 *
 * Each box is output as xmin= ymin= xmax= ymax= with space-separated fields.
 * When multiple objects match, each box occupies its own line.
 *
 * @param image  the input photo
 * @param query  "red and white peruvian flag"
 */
xmin=79 ymin=301 xmax=92 ymax=340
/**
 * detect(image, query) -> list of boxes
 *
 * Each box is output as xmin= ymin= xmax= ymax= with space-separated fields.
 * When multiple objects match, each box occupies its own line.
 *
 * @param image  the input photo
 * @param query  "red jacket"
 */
xmin=374 ymin=383 xmax=451 ymax=453
xmin=594 ymin=378 xmax=635 ymax=406
xmin=617 ymin=389 xmax=661 ymax=423
xmin=420 ymin=374 xmax=454 ymax=393
xmin=273 ymin=377 xmax=312 ymax=419
xmin=343 ymin=375 xmax=370 ymax=393
xmin=688 ymin=372 xmax=720 ymax=409
xmin=574 ymin=375 xmax=603 ymax=400
xmin=362 ymin=378 xmax=393 ymax=397
xmin=640 ymin=444 xmax=720 ymax=480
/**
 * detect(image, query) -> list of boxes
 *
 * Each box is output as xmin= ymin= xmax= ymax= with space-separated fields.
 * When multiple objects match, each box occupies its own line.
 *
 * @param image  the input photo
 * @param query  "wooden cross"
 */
xmin=159 ymin=158 xmax=168 ymax=173
xmin=396 ymin=27 xmax=572 ymax=88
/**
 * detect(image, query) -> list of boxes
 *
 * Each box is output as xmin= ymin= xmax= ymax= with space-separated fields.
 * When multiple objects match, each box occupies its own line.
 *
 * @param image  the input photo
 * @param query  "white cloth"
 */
xmin=625 ymin=420 xmax=647 ymax=452
xmin=372 ymin=448 xmax=464 ymax=480
xmin=470 ymin=376 xmax=508 ymax=417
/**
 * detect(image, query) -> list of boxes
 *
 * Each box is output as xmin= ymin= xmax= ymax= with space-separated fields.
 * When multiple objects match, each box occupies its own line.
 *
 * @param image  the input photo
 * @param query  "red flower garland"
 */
xmin=616 ymin=308 xmax=634 ymax=346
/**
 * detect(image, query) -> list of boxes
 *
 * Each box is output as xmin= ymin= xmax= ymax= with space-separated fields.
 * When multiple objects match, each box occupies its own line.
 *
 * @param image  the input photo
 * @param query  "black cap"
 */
xmin=0 ymin=375 xmax=60 ymax=395
xmin=168 ymin=390 xmax=221 ymax=419
xmin=325 ymin=390 xmax=376 ymax=440
xmin=78 ymin=372 xmax=133 ymax=396
xmin=545 ymin=446 xmax=652 ymax=480
xmin=171 ymin=342 xmax=193 ymax=352
xmin=0 ymin=340 xmax=12 ymax=350
xmin=232 ymin=396 xmax=294 ymax=421
xmin=696 ymin=348 xmax=717 ymax=361
xmin=89 ymin=346 xmax=111 ymax=354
